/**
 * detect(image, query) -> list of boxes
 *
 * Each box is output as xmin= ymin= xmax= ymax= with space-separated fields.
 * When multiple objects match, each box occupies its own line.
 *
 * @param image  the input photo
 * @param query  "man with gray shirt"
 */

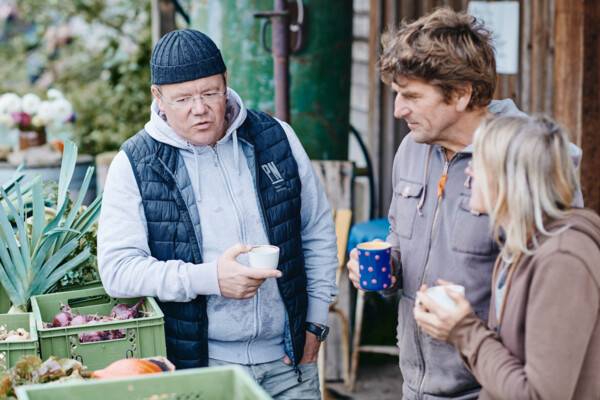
xmin=346 ymin=8 xmax=582 ymax=400
xmin=98 ymin=29 xmax=337 ymax=399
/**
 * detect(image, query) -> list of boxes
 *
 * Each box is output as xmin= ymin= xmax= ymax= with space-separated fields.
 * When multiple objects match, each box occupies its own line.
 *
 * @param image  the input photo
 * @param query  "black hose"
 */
xmin=350 ymin=124 xmax=376 ymax=220
xmin=170 ymin=0 xmax=190 ymax=25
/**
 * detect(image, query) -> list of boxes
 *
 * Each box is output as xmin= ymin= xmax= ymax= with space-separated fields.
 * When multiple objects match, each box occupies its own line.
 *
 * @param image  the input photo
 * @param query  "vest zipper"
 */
xmin=417 ymin=152 xmax=450 ymax=400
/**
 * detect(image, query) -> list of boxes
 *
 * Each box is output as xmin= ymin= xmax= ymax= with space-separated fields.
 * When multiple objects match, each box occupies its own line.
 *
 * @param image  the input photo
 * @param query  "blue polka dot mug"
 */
xmin=356 ymin=242 xmax=392 ymax=291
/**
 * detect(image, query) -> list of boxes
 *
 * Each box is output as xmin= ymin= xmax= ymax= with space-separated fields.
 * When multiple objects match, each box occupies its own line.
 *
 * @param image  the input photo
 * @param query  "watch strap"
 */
xmin=306 ymin=322 xmax=329 ymax=341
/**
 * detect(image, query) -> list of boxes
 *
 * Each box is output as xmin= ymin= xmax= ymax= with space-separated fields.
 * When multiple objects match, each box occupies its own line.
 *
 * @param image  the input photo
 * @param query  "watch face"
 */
xmin=320 ymin=326 xmax=330 ymax=341
xmin=307 ymin=323 xmax=329 ymax=341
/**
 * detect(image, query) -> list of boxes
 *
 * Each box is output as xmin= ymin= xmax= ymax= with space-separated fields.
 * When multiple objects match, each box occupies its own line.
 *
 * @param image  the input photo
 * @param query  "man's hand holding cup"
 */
xmin=217 ymin=244 xmax=281 ymax=299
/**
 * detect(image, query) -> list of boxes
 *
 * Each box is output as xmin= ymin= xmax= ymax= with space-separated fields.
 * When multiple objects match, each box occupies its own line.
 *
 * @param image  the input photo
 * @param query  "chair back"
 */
xmin=311 ymin=160 xmax=354 ymax=284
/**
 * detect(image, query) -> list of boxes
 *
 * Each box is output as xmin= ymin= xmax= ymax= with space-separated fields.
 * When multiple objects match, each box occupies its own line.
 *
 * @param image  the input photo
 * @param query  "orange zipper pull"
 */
xmin=438 ymin=160 xmax=450 ymax=198
xmin=437 ymin=173 xmax=447 ymax=198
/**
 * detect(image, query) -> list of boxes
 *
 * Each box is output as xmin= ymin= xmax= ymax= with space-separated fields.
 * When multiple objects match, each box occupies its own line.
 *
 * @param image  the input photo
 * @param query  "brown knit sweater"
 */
xmin=447 ymin=208 xmax=600 ymax=400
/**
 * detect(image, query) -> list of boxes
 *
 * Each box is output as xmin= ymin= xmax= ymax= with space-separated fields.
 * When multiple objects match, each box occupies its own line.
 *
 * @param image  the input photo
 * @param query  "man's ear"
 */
xmin=150 ymin=85 xmax=165 ymax=112
xmin=454 ymin=84 xmax=473 ymax=112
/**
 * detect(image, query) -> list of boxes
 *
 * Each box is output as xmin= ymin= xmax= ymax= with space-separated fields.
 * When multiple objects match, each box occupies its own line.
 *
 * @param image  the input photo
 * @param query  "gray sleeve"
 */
xmin=97 ymin=151 xmax=221 ymax=301
xmin=276 ymin=119 xmax=339 ymax=325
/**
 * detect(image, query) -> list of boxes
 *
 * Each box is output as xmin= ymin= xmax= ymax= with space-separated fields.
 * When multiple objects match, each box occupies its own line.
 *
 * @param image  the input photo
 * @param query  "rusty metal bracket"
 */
xmin=253 ymin=0 xmax=305 ymax=54
xmin=289 ymin=0 xmax=304 ymax=54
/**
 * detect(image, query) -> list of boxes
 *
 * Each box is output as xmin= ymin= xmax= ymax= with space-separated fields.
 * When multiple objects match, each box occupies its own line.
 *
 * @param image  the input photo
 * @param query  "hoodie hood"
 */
xmin=461 ymin=99 xmax=526 ymax=154
xmin=144 ymin=87 xmax=247 ymax=152
xmin=461 ymin=99 xmax=582 ymax=169
xmin=541 ymin=208 xmax=600 ymax=283
xmin=486 ymin=98 xmax=527 ymax=118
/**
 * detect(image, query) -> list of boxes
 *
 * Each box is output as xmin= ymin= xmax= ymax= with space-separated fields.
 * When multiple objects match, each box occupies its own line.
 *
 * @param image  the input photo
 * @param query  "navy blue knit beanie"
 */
xmin=151 ymin=29 xmax=226 ymax=85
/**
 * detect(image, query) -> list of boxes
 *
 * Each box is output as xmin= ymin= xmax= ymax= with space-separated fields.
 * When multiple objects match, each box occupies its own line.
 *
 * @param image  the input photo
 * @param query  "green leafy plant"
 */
xmin=0 ymin=141 xmax=102 ymax=312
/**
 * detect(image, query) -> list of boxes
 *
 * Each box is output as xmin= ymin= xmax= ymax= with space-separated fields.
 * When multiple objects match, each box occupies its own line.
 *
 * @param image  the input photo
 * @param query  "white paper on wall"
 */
xmin=468 ymin=1 xmax=520 ymax=75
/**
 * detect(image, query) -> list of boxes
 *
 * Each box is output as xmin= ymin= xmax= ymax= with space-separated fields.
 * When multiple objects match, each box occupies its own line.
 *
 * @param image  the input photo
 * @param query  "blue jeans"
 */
xmin=208 ymin=358 xmax=321 ymax=400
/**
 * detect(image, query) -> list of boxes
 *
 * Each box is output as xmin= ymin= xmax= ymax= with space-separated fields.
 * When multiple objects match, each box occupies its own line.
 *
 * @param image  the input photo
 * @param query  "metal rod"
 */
xmin=272 ymin=0 xmax=290 ymax=122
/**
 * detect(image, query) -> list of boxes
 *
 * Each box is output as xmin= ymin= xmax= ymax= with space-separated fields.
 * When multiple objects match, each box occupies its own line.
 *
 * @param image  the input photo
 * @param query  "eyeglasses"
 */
xmin=156 ymin=87 xmax=227 ymax=109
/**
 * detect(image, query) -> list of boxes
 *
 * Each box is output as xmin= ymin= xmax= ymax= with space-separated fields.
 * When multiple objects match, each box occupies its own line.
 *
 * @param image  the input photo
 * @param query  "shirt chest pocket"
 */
xmin=451 ymin=194 xmax=497 ymax=255
xmin=392 ymin=179 xmax=423 ymax=240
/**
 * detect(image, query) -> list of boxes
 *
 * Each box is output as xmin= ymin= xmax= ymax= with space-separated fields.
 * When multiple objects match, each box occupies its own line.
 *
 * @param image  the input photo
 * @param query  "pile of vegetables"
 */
xmin=0 ymin=355 xmax=90 ymax=399
xmin=0 ymin=355 xmax=174 ymax=398
xmin=44 ymin=298 xmax=145 ymax=343
xmin=0 ymin=328 xmax=30 ymax=342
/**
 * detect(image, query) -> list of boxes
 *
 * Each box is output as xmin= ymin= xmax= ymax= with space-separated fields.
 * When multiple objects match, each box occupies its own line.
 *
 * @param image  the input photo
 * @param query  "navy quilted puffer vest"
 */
xmin=121 ymin=109 xmax=307 ymax=369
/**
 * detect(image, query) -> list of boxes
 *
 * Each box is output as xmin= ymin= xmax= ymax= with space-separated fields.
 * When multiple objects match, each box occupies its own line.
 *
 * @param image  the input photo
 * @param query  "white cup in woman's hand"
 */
xmin=417 ymin=285 xmax=465 ymax=310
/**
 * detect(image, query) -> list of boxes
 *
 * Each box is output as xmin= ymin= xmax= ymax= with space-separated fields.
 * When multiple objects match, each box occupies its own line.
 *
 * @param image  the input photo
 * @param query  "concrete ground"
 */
xmin=324 ymin=358 xmax=403 ymax=400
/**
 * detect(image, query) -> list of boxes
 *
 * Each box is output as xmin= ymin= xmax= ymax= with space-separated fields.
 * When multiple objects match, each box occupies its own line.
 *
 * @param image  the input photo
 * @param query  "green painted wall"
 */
xmin=190 ymin=0 xmax=352 ymax=160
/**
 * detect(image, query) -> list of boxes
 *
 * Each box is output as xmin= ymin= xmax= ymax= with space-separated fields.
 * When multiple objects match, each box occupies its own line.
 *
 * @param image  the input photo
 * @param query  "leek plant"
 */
xmin=0 ymin=141 xmax=102 ymax=312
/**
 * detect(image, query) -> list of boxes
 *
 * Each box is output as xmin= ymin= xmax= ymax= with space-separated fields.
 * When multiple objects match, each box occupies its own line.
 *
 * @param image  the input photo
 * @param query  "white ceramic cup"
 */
xmin=248 ymin=245 xmax=280 ymax=269
xmin=418 ymin=285 xmax=465 ymax=310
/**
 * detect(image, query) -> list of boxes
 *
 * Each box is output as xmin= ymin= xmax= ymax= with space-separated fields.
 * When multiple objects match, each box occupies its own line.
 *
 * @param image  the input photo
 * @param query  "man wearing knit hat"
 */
xmin=98 ymin=29 xmax=337 ymax=399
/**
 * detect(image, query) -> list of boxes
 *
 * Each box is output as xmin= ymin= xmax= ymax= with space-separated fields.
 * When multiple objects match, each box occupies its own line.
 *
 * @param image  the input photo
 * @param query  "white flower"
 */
xmin=0 ymin=93 xmax=22 ymax=114
xmin=46 ymin=88 xmax=64 ymax=99
xmin=21 ymin=93 xmax=41 ymax=115
xmin=31 ymin=115 xmax=47 ymax=127
xmin=51 ymin=97 xmax=73 ymax=123
xmin=37 ymin=101 xmax=54 ymax=122
xmin=0 ymin=113 xmax=15 ymax=127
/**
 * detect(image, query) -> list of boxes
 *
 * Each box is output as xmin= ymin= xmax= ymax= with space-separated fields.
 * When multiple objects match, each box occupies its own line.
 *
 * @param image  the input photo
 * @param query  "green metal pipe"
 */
xmin=190 ymin=0 xmax=352 ymax=160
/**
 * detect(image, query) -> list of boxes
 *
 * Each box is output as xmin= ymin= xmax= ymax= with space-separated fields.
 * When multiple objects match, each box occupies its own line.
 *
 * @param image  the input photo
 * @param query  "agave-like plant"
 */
xmin=0 ymin=141 xmax=103 ymax=312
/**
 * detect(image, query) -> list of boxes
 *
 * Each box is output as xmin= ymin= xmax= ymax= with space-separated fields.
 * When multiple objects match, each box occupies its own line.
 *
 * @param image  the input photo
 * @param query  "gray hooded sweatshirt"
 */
xmin=386 ymin=99 xmax=583 ymax=400
xmin=98 ymin=88 xmax=338 ymax=365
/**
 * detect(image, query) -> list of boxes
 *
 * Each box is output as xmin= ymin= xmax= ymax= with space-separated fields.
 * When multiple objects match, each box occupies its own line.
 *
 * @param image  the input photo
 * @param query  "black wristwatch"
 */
xmin=306 ymin=323 xmax=329 ymax=342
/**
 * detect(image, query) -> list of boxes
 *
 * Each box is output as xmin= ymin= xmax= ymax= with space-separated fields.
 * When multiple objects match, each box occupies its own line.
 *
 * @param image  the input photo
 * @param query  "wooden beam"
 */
xmin=520 ymin=0 xmax=532 ymax=114
xmin=553 ymin=0 xmax=583 ymax=145
xmin=579 ymin=0 xmax=600 ymax=212
xmin=531 ymin=0 xmax=548 ymax=113
xmin=368 ymin=0 xmax=382 ymax=216
xmin=152 ymin=0 xmax=176 ymax=45
xmin=553 ymin=0 xmax=600 ymax=211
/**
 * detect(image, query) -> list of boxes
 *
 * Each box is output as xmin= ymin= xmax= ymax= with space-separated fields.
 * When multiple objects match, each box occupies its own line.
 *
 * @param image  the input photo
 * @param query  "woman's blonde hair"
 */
xmin=472 ymin=115 xmax=578 ymax=260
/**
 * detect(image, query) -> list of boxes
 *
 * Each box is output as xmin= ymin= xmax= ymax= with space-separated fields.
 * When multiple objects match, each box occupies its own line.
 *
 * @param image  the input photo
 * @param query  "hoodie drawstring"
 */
xmin=232 ymin=132 xmax=241 ymax=175
xmin=188 ymin=143 xmax=202 ymax=202
xmin=417 ymin=146 xmax=433 ymax=216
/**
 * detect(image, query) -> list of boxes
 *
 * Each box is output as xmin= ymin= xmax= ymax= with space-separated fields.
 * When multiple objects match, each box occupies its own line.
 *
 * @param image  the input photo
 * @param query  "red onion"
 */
xmin=78 ymin=331 xmax=107 ymax=343
xmin=52 ymin=312 xmax=72 ymax=328
xmin=107 ymin=329 xmax=126 ymax=340
xmin=52 ymin=303 xmax=74 ymax=327
xmin=110 ymin=298 xmax=145 ymax=320
xmin=69 ymin=314 xmax=87 ymax=326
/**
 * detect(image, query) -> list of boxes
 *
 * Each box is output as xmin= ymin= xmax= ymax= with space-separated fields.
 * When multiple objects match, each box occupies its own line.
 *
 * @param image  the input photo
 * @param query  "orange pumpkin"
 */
xmin=92 ymin=358 xmax=163 ymax=379
xmin=50 ymin=139 xmax=64 ymax=154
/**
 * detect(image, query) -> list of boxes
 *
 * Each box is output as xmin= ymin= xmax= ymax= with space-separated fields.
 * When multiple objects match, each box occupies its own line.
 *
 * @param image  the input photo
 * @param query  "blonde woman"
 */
xmin=414 ymin=115 xmax=600 ymax=400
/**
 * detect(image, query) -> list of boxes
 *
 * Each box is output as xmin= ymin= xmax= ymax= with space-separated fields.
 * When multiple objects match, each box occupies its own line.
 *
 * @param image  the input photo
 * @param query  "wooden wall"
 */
xmin=351 ymin=0 xmax=600 ymax=215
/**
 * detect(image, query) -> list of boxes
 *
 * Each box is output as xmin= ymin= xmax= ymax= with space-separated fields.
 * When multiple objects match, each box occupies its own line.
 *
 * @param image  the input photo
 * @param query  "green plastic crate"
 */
xmin=31 ymin=286 xmax=166 ymax=371
xmin=0 ymin=313 xmax=38 ymax=371
xmin=15 ymin=365 xmax=273 ymax=400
